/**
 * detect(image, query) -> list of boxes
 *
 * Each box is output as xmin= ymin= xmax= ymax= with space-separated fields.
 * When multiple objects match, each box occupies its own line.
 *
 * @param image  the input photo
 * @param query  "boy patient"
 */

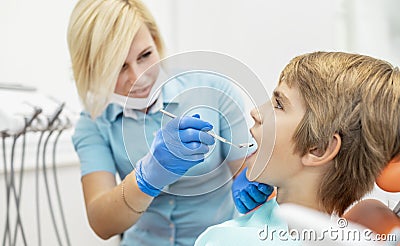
xmin=195 ymin=51 xmax=400 ymax=245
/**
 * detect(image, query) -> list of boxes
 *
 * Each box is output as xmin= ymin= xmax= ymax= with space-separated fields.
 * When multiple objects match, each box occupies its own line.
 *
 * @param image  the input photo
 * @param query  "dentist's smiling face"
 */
xmin=114 ymin=24 xmax=161 ymax=98
xmin=246 ymin=82 xmax=306 ymax=186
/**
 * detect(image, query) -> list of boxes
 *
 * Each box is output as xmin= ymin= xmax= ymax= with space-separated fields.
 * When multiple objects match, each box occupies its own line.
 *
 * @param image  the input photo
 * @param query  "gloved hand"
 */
xmin=136 ymin=114 xmax=215 ymax=197
xmin=232 ymin=167 xmax=274 ymax=214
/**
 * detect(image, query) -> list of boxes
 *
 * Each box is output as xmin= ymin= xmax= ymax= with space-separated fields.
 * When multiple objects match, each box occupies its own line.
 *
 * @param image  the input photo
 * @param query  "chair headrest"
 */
xmin=376 ymin=157 xmax=400 ymax=192
xmin=344 ymin=199 xmax=400 ymax=235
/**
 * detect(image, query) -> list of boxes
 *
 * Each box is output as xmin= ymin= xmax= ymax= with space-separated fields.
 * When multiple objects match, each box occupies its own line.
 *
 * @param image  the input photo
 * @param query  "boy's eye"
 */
xmin=121 ymin=63 xmax=128 ymax=71
xmin=274 ymin=98 xmax=283 ymax=110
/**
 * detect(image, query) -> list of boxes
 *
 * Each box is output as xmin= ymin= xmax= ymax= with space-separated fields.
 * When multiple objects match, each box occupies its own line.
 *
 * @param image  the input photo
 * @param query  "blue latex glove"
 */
xmin=136 ymin=114 xmax=215 ymax=196
xmin=232 ymin=167 xmax=274 ymax=214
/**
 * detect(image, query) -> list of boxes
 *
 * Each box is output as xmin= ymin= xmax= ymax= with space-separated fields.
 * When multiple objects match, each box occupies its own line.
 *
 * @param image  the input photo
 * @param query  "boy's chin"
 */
xmin=247 ymin=158 xmax=270 ymax=182
xmin=246 ymin=163 xmax=263 ymax=182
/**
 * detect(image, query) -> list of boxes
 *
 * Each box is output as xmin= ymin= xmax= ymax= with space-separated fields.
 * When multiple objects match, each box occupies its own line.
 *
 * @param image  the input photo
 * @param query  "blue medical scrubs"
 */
xmin=72 ymin=72 xmax=255 ymax=246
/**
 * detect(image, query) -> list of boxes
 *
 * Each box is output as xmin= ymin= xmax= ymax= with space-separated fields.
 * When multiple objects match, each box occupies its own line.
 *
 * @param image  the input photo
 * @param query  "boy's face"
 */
xmin=246 ymin=82 xmax=306 ymax=186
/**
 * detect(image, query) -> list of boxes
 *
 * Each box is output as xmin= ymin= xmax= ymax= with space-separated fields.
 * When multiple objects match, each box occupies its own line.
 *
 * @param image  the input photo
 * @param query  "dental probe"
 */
xmin=159 ymin=109 xmax=254 ymax=149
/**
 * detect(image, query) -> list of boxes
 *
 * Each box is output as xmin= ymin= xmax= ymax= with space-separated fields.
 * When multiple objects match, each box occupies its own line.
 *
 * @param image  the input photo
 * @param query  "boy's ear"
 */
xmin=301 ymin=133 xmax=341 ymax=167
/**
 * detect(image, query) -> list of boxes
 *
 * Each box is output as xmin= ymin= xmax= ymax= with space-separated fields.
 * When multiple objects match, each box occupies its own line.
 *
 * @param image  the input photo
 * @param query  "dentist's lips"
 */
xmin=129 ymin=84 xmax=152 ymax=98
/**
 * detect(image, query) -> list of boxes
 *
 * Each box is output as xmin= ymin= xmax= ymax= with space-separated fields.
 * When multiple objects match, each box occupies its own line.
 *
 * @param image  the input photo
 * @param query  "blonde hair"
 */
xmin=280 ymin=52 xmax=400 ymax=216
xmin=67 ymin=0 xmax=165 ymax=118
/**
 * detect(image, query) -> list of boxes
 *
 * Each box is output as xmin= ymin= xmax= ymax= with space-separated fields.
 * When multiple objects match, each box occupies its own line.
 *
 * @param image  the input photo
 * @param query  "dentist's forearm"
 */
xmin=83 ymin=171 xmax=153 ymax=239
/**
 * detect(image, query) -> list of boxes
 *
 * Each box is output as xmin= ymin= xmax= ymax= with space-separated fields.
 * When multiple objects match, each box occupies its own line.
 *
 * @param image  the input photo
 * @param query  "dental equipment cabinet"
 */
xmin=0 ymin=82 xmax=76 ymax=246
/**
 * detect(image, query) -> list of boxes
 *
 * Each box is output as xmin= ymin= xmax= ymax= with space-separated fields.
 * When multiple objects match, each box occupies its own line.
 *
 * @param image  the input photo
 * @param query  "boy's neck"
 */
xmin=275 ymin=171 xmax=326 ymax=213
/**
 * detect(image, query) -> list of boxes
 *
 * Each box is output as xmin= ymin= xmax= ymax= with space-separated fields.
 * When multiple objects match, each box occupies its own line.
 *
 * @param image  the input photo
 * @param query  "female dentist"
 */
xmin=67 ymin=0 xmax=272 ymax=245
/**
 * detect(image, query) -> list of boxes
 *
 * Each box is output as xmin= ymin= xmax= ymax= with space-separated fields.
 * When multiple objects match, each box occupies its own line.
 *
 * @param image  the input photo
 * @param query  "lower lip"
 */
xmin=245 ymin=150 xmax=257 ymax=160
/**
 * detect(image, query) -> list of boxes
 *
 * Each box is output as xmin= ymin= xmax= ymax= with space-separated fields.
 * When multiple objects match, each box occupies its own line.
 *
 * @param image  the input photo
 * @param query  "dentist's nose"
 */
xmin=127 ymin=67 xmax=138 ymax=84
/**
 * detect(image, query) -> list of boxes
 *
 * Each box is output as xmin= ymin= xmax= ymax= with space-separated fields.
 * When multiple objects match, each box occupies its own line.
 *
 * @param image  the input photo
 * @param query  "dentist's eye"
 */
xmin=121 ymin=63 xmax=128 ymax=71
xmin=141 ymin=51 xmax=152 ymax=58
xmin=274 ymin=98 xmax=283 ymax=110
xmin=138 ymin=51 xmax=152 ymax=62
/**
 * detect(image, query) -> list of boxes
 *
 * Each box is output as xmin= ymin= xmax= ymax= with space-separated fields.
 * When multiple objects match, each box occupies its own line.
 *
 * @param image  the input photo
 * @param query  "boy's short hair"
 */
xmin=279 ymin=51 xmax=400 ymax=215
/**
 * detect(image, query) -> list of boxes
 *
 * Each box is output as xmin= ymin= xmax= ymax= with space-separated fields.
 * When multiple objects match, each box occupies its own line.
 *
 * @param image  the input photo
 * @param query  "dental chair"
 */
xmin=343 ymin=157 xmax=400 ymax=236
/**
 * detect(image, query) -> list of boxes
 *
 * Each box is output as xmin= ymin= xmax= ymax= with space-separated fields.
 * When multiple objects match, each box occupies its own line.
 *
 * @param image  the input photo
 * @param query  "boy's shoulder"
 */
xmin=195 ymin=199 xmax=300 ymax=245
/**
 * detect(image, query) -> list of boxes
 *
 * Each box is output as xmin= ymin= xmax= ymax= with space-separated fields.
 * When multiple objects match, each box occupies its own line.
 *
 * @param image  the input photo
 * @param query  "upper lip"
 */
xmin=249 ymin=128 xmax=255 ymax=139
